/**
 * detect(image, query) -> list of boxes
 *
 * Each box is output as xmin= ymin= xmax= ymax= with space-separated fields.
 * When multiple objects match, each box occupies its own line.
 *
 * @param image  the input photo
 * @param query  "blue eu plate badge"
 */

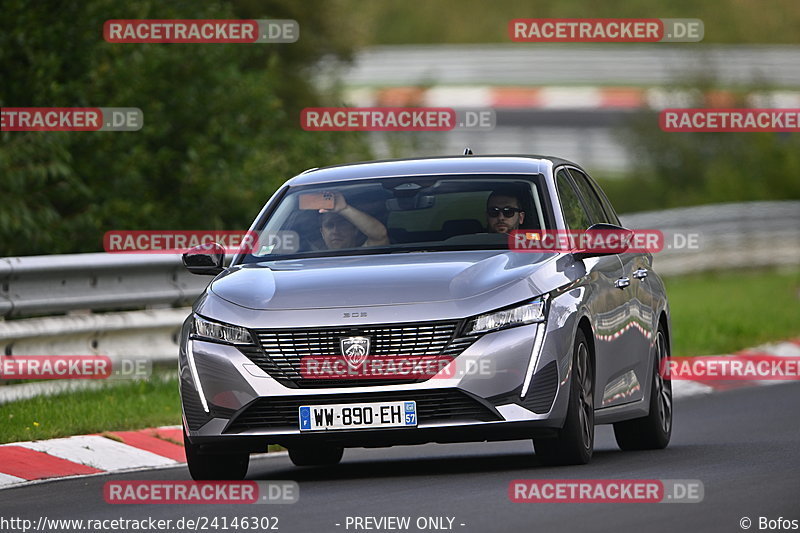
xmin=299 ymin=406 xmax=311 ymax=430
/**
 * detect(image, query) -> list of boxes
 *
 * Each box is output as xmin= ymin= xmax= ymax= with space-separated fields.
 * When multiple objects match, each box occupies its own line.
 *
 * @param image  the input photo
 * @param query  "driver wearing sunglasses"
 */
xmin=486 ymin=190 xmax=525 ymax=234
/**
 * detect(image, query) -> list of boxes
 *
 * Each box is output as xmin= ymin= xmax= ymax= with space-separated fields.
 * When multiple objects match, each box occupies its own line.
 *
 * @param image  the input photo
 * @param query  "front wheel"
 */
xmin=613 ymin=326 xmax=672 ymax=450
xmin=534 ymin=328 xmax=594 ymax=465
xmin=183 ymin=424 xmax=249 ymax=480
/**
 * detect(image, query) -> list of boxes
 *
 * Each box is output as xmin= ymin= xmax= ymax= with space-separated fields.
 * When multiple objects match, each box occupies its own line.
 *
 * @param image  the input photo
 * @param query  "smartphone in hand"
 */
xmin=298 ymin=191 xmax=335 ymax=210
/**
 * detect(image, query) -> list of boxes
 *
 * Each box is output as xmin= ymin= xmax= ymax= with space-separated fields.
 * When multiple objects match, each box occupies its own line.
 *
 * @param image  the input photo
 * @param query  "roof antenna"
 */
xmin=463 ymin=147 xmax=473 ymax=155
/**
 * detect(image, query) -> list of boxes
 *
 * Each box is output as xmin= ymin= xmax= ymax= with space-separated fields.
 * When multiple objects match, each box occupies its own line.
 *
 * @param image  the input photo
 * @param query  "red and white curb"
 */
xmin=345 ymin=86 xmax=800 ymax=110
xmin=671 ymin=339 xmax=800 ymax=397
xmin=0 ymin=340 xmax=796 ymax=489
xmin=0 ymin=426 xmax=186 ymax=489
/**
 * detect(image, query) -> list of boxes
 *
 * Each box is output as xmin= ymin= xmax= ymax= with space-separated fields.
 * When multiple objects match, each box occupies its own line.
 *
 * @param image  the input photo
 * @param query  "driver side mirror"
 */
xmin=182 ymin=242 xmax=225 ymax=275
xmin=572 ymin=223 xmax=632 ymax=261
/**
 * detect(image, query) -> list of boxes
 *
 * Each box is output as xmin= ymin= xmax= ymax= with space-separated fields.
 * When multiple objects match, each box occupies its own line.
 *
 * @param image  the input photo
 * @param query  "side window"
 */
xmin=568 ymin=168 xmax=610 ymax=225
xmin=594 ymin=180 xmax=622 ymax=226
xmin=555 ymin=169 xmax=591 ymax=230
xmin=570 ymin=168 xmax=621 ymax=226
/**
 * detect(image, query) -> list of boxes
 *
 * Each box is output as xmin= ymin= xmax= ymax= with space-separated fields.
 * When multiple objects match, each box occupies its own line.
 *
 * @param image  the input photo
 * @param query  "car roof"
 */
xmin=286 ymin=155 xmax=581 ymax=186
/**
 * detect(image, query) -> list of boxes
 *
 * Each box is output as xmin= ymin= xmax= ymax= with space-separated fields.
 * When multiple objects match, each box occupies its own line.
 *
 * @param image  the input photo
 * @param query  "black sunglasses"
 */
xmin=487 ymin=206 xmax=523 ymax=218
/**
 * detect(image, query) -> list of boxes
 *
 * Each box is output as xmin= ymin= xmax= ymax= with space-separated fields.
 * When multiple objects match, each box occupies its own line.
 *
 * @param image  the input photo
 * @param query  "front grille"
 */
xmin=239 ymin=320 xmax=480 ymax=388
xmin=225 ymin=389 xmax=501 ymax=433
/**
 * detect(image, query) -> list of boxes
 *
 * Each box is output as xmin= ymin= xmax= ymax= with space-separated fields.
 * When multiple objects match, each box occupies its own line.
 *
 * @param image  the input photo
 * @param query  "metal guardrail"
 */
xmin=0 ymin=201 xmax=797 ymax=402
xmin=621 ymin=201 xmax=800 ymax=275
xmin=0 ymin=254 xmax=205 ymax=402
xmin=329 ymin=44 xmax=800 ymax=87
xmin=0 ymin=253 xmax=208 ymax=319
xmin=342 ymin=45 xmax=800 ymax=174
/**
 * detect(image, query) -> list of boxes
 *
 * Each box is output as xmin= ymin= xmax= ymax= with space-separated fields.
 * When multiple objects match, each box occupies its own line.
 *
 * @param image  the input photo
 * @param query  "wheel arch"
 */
xmin=576 ymin=315 xmax=596 ymax=379
xmin=657 ymin=310 xmax=671 ymax=354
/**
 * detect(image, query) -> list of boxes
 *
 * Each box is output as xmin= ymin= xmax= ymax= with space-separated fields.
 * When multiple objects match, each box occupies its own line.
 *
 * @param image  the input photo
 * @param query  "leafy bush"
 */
xmin=0 ymin=0 xmax=372 ymax=255
xmin=604 ymin=85 xmax=800 ymax=214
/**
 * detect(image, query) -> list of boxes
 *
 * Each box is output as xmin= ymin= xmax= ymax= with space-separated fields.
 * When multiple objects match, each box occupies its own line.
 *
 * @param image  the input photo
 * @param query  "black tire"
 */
xmin=534 ymin=328 xmax=594 ymax=466
xmin=183 ymin=424 xmax=249 ymax=480
xmin=288 ymin=445 xmax=344 ymax=467
xmin=613 ymin=326 xmax=673 ymax=450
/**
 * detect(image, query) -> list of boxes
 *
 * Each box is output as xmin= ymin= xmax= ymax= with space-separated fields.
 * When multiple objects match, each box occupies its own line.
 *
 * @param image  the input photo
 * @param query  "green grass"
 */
xmin=1 ymin=267 xmax=797 ymax=443
xmin=0 ymin=377 xmax=181 ymax=445
xmin=665 ymin=267 xmax=800 ymax=357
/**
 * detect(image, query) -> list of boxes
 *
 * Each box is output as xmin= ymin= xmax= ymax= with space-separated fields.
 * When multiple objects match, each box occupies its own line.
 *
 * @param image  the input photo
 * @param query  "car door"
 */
xmin=586 ymin=171 xmax=658 ymax=356
xmin=555 ymin=168 xmax=628 ymax=409
xmin=568 ymin=167 xmax=651 ymax=406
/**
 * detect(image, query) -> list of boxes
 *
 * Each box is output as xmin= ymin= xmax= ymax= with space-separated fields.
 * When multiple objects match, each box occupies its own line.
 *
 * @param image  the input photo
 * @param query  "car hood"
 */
xmin=209 ymin=251 xmax=553 ymax=310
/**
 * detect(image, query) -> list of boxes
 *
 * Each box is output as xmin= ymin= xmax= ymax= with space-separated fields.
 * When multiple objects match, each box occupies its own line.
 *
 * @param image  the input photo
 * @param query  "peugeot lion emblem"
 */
xmin=340 ymin=336 xmax=370 ymax=369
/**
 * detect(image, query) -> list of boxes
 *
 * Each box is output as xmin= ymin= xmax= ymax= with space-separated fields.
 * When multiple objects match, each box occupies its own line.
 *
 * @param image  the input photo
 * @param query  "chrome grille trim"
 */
xmin=237 ymin=320 xmax=480 ymax=388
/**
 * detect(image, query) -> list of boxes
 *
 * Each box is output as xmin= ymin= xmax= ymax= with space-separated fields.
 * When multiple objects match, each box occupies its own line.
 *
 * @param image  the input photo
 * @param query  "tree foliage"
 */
xmin=610 ymin=84 xmax=800 ymax=212
xmin=0 ymin=0 xmax=371 ymax=255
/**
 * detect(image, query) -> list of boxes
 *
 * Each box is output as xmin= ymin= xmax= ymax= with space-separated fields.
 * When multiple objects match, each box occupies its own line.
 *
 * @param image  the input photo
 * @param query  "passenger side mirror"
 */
xmin=182 ymin=242 xmax=225 ymax=275
xmin=572 ymin=223 xmax=632 ymax=261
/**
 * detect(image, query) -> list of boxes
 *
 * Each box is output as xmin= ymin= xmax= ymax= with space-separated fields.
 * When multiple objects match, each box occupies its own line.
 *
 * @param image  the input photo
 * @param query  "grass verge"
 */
xmin=664 ymin=267 xmax=800 ymax=357
xmin=0 ymin=376 xmax=181 ymax=445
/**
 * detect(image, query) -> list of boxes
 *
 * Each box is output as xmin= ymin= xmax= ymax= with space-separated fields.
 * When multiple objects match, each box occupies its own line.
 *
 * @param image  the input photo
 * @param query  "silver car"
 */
xmin=179 ymin=155 xmax=673 ymax=480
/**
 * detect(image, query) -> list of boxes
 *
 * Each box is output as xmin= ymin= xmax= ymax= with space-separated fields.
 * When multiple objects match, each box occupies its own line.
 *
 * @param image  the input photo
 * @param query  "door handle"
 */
xmin=615 ymin=276 xmax=631 ymax=289
xmin=633 ymin=268 xmax=649 ymax=280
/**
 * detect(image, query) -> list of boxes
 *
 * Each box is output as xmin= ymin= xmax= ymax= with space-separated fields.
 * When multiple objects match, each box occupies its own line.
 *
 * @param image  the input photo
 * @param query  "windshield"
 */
xmin=240 ymin=174 xmax=553 ymax=262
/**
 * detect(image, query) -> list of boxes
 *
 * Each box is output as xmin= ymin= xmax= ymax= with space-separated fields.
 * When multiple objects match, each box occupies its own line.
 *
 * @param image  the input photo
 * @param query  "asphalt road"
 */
xmin=2 ymin=382 xmax=799 ymax=533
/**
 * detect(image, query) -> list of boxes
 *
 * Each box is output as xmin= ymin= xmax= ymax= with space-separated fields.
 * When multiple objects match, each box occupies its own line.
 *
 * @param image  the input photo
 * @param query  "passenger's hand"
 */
xmin=318 ymin=191 xmax=348 ymax=213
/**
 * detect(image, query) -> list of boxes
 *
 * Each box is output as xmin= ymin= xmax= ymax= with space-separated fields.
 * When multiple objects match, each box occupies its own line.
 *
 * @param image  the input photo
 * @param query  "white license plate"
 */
xmin=298 ymin=401 xmax=417 ymax=431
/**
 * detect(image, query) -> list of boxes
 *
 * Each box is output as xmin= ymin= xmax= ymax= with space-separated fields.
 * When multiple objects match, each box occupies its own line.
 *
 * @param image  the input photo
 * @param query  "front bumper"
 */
xmin=179 ymin=317 xmax=577 ymax=451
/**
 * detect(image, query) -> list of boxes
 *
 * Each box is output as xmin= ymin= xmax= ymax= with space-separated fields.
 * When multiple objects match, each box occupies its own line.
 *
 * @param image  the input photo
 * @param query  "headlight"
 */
xmin=465 ymin=298 xmax=546 ymax=336
xmin=192 ymin=314 xmax=253 ymax=344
